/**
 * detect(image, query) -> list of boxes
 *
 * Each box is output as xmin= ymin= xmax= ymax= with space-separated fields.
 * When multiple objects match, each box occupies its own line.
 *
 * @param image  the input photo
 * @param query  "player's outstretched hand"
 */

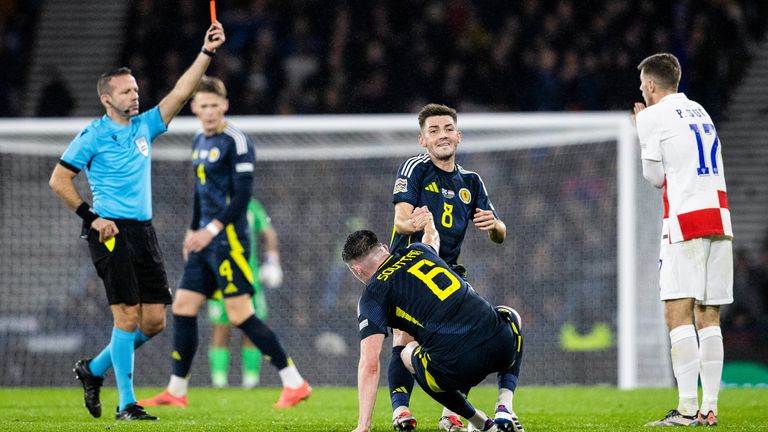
xmin=410 ymin=205 xmax=433 ymax=232
xmin=473 ymin=208 xmax=497 ymax=231
xmin=203 ymin=22 xmax=226 ymax=52
xmin=92 ymin=217 xmax=119 ymax=243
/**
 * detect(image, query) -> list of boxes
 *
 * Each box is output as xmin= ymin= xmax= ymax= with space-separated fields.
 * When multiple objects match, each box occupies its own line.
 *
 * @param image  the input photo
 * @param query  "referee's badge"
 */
xmin=134 ymin=137 xmax=149 ymax=157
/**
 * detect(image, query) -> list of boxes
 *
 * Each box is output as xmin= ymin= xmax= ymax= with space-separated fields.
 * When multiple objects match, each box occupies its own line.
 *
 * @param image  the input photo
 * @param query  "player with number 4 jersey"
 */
xmin=139 ymin=76 xmax=310 ymax=410
xmin=634 ymin=53 xmax=732 ymax=428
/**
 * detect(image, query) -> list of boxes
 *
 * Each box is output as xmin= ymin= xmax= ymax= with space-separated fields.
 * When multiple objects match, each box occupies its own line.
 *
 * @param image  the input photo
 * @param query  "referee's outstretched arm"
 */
xmin=158 ymin=22 xmax=226 ymax=126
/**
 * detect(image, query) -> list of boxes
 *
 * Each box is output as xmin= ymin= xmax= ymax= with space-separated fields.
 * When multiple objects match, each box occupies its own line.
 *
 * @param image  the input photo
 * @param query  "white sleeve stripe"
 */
xmin=401 ymin=154 xmax=427 ymax=176
xmin=235 ymin=162 xmax=254 ymax=172
xmin=399 ymin=154 xmax=425 ymax=176
xmin=403 ymin=154 xmax=428 ymax=178
xmin=224 ymin=126 xmax=249 ymax=155
xmin=459 ymin=165 xmax=491 ymax=196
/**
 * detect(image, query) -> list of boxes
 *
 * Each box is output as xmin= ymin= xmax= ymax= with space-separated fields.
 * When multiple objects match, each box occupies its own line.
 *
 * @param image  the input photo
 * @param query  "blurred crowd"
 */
xmin=118 ymin=0 xmax=768 ymax=120
xmin=722 ymin=238 xmax=768 ymax=362
xmin=1 ymin=1 xmax=766 ymax=119
xmin=0 ymin=0 xmax=40 ymax=116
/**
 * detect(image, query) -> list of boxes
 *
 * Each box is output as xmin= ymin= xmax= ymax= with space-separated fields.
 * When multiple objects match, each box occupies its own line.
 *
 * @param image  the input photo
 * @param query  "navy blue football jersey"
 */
xmin=390 ymin=154 xmax=497 ymax=267
xmin=192 ymin=123 xmax=255 ymax=234
xmin=357 ymin=243 xmax=502 ymax=357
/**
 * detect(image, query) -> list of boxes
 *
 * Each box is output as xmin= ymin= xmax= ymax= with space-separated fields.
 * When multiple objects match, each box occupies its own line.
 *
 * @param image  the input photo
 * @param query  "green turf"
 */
xmin=0 ymin=386 xmax=765 ymax=431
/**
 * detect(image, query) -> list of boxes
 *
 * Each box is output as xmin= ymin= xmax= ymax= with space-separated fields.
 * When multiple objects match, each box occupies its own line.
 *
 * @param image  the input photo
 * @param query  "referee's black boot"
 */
xmin=115 ymin=403 xmax=158 ymax=420
xmin=73 ymin=359 xmax=103 ymax=418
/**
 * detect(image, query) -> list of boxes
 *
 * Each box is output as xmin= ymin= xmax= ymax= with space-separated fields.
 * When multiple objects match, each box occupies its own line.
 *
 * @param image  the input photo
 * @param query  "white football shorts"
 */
xmin=658 ymin=235 xmax=733 ymax=305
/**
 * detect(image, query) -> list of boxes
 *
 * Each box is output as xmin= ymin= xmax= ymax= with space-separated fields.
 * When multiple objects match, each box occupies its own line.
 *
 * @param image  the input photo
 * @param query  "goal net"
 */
xmin=0 ymin=113 xmax=670 ymax=389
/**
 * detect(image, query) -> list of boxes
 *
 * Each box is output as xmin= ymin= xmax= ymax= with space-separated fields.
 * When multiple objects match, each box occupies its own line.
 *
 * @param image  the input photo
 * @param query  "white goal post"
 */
xmin=0 ymin=113 xmax=669 ymax=388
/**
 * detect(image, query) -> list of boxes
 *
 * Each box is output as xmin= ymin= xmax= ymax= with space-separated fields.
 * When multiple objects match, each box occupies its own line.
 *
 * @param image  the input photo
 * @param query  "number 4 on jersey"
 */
xmin=689 ymin=123 xmax=720 ymax=176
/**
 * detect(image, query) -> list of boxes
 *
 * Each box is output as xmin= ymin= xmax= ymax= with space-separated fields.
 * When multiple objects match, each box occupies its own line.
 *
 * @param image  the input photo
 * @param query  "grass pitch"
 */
xmin=0 ymin=386 xmax=765 ymax=431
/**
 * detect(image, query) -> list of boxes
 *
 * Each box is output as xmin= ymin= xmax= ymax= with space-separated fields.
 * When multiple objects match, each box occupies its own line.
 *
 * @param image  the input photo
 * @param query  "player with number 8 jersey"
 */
xmin=391 ymin=153 xmax=497 ymax=276
xmin=387 ymin=104 xmax=507 ymax=431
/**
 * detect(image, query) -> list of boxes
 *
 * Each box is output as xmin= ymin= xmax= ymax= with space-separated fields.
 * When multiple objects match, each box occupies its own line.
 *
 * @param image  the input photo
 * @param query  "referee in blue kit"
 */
xmin=49 ymin=23 xmax=225 ymax=421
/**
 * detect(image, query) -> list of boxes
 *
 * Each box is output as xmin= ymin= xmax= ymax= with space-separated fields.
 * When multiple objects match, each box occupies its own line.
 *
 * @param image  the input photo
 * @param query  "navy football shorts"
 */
xmin=179 ymin=230 xmax=255 ymax=300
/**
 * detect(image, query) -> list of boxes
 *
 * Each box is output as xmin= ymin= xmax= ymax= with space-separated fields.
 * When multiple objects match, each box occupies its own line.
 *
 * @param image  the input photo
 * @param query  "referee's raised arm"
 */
xmin=158 ymin=22 xmax=226 ymax=126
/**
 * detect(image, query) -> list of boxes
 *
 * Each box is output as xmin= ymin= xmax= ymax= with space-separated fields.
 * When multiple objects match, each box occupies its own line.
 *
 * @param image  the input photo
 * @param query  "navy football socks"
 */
xmin=171 ymin=315 xmax=199 ymax=378
xmin=389 ymin=346 xmax=414 ymax=409
xmin=237 ymin=315 xmax=289 ymax=369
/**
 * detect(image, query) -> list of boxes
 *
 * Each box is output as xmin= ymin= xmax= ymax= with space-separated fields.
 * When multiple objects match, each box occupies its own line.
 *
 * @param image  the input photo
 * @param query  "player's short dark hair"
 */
xmin=637 ymin=53 xmax=681 ymax=91
xmin=195 ymin=75 xmax=227 ymax=98
xmin=418 ymin=103 xmax=458 ymax=129
xmin=97 ymin=67 xmax=132 ymax=96
xmin=342 ymin=230 xmax=380 ymax=263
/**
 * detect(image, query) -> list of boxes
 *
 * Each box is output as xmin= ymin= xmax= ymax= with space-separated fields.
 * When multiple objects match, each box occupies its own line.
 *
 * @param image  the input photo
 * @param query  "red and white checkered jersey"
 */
xmin=636 ymin=93 xmax=732 ymax=243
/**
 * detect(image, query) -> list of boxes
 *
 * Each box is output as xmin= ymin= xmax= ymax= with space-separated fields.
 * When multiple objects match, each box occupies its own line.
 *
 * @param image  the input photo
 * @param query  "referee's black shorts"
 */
xmin=86 ymin=219 xmax=172 ymax=306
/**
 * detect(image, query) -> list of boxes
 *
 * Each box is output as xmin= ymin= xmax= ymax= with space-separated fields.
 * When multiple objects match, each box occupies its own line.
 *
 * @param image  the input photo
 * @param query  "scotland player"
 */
xmin=389 ymin=103 xmax=507 ymax=431
xmin=139 ymin=76 xmax=310 ymax=409
xmin=343 ymin=211 xmax=523 ymax=432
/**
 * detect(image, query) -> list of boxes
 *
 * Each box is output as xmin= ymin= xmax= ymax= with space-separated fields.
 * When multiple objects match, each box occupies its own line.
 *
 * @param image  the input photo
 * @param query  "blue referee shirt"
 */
xmin=60 ymin=106 xmax=167 ymax=221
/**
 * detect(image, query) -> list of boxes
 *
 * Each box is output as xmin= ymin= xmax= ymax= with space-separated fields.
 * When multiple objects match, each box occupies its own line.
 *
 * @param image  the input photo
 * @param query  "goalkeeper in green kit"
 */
xmin=207 ymin=198 xmax=283 ymax=388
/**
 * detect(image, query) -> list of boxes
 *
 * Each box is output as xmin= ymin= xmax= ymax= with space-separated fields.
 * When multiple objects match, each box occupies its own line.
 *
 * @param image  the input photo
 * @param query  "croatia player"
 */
xmin=634 ymin=53 xmax=732 ymax=427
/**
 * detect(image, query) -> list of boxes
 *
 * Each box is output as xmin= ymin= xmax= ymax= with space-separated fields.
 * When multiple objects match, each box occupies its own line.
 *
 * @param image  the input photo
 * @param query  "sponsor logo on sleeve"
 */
xmin=393 ymin=178 xmax=408 ymax=194
xmin=359 ymin=319 xmax=369 ymax=331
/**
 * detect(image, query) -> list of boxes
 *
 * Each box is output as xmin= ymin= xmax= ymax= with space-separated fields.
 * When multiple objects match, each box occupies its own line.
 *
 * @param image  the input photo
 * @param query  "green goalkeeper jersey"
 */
xmin=247 ymin=198 xmax=272 ymax=284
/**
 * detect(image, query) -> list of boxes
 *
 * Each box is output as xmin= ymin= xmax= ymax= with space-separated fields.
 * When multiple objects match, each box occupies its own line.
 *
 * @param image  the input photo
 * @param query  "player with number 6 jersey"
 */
xmin=343 ymin=221 xmax=524 ymax=432
xmin=633 ymin=53 xmax=732 ymax=428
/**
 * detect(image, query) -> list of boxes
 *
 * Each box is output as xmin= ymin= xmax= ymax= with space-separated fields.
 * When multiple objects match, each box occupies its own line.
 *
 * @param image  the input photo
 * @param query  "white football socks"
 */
xmin=167 ymin=374 xmax=188 ymax=397
xmin=497 ymin=387 xmax=514 ymax=411
xmin=669 ymin=324 xmax=700 ymax=416
xmin=467 ymin=409 xmax=490 ymax=430
xmin=393 ymin=405 xmax=410 ymax=419
xmin=441 ymin=406 xmax=459 ymax=417
xmin=698 ymin=326 xmax=723 ymax=415
xmin=278 ymin=364 xmax=304 ymax=388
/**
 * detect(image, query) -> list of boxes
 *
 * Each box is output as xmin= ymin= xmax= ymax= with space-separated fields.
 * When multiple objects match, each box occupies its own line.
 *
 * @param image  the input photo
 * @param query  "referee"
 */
xmin=49 ymin=23 xmax=226 ymax=420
